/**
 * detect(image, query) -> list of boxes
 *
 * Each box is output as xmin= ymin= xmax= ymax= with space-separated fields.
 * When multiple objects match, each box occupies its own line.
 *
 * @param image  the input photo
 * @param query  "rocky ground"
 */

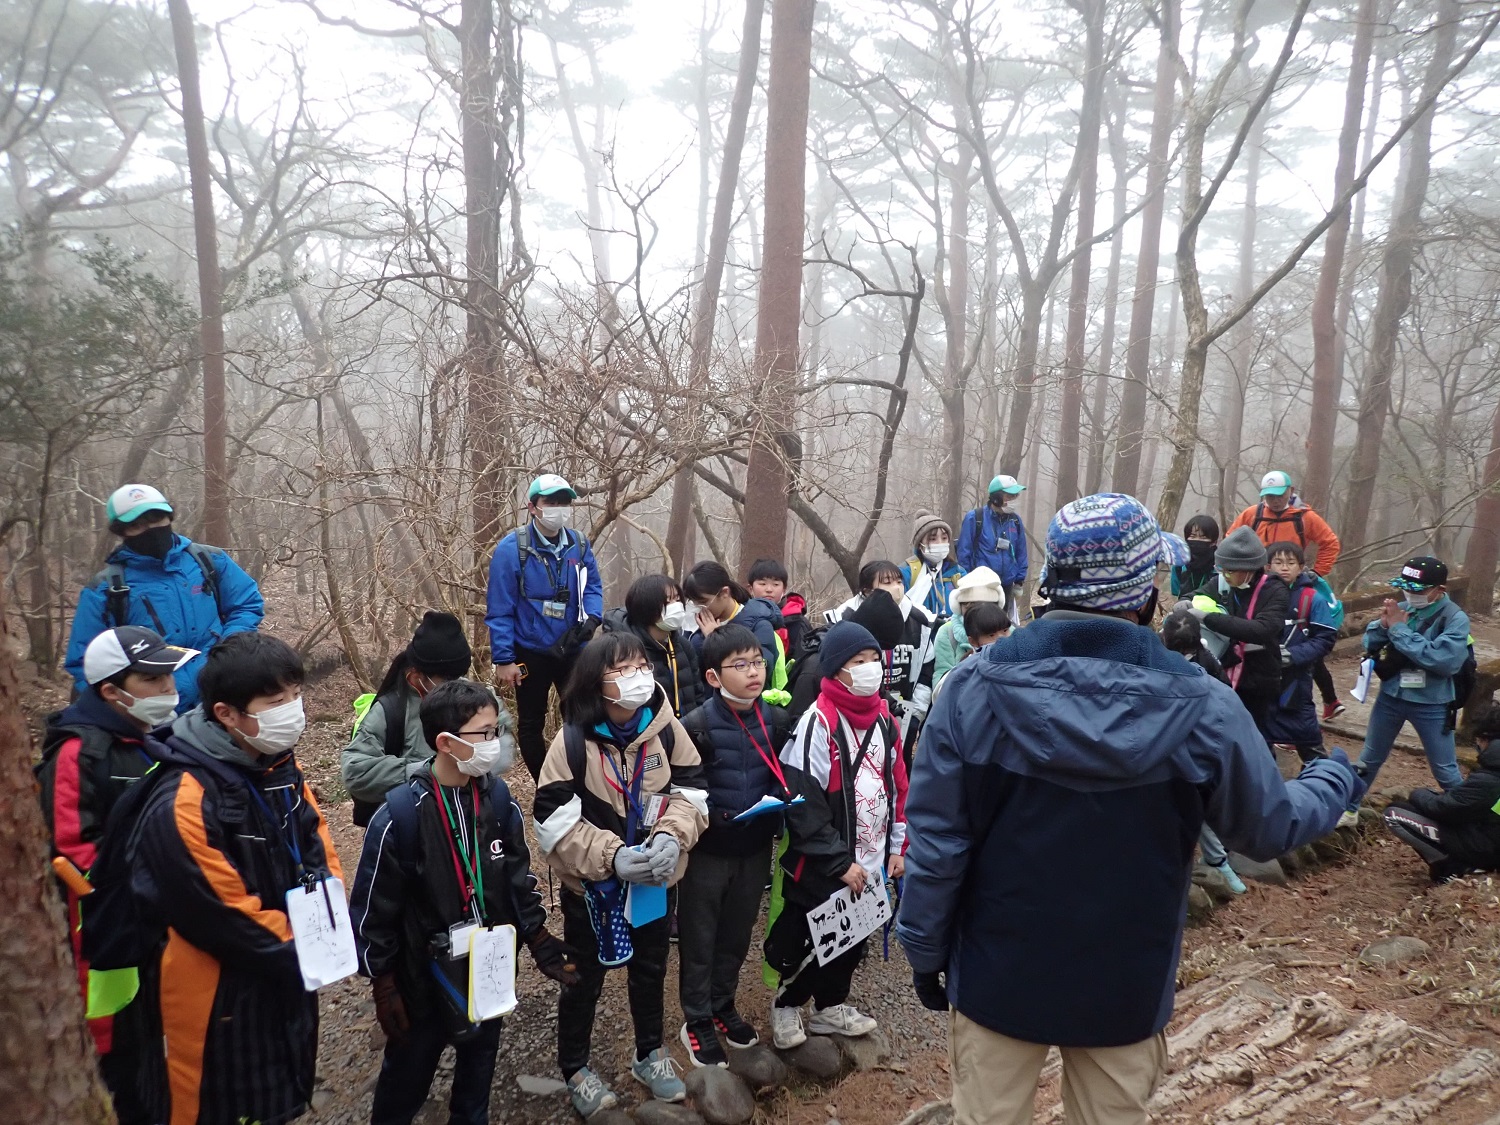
xmin=20 ymin=608 xmax=1500 ymax=1125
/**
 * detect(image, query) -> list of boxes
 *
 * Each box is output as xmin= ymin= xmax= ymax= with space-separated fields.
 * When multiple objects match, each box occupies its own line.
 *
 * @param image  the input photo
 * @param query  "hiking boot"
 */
xmin=680 ymin=1020 xmax=728 ymax=1068
xmin=1336 ymin=810 xmax=1361 ymax=831
xmin=631 ymin=1046 xmax=686 ymax=1102
xmin=1322 ymin=700 xmax=1346 ymax=722
xmin=1211 ymin=860 xmax=1247 ymax=895
xmin=714 ymin=1009 xmax=760 ymax=1048
xmin=771 ymin=1003 xmax=807 ymax=1049
xmin=807 ymin=1003 xmax=877 ymax=1037
xmin=567 ymin=1067 xmax=618 ymax=1118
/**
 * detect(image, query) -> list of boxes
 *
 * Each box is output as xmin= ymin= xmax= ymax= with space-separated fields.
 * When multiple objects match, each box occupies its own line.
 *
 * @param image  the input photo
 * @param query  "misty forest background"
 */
xmin=6 ymin=0 xmax=1500 ymax=692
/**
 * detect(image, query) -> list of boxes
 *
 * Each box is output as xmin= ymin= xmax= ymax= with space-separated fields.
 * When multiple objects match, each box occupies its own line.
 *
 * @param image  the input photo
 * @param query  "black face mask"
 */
xmin=125 ymin=524 xmax=175 ymax=560
xmin=1188 ymin=540 xmax=1217 ymax=570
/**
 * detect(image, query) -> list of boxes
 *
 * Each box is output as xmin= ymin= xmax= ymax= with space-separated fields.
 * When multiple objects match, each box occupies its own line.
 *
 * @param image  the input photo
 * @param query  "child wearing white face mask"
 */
xmin=532 ymin=633 xmax=709 ymax=1116
xmin=600 ymin=574 xmax=705 ymax=718
xmin=764 ymin=621 xmax=908 ymax=1051
xmin=900 ymin=510 xmax=967 ymax=621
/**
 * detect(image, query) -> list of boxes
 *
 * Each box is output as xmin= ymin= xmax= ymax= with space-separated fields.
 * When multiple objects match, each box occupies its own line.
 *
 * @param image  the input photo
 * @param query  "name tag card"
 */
xmin=286 ymin=877 xmax=359 ymax=991
xmin=806 ymin=869 xmax=891 ymax=966
xmin=467 ymin=925 xmax=518 ymax=1021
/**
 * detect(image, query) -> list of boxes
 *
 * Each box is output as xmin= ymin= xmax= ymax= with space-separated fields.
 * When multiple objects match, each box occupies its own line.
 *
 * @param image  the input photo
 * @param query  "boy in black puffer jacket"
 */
xmin=1384 ymin=702 xmax=1500 ymax=882
xmin=677 ymin=624 xmax=792 ymax=1068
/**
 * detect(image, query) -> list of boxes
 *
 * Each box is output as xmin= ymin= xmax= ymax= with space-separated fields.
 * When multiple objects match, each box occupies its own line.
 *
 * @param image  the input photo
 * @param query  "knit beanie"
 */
xmin=911 ymin=509 xmax=952 ymax=552
xmin=408 ymin=611 xmax=472 ymax=679
xmin=820 ymin=621 xmax=881 ymax=677
xmin=954 ymin=566 xmax=1004 ymax=606
xmin=1041 ymin=493 xmax=1189 ymax=611
xmin=848 ymin=589 xmax=905 ymax=650
xmin=1214 ymin=526 xmax=1268 ymax=572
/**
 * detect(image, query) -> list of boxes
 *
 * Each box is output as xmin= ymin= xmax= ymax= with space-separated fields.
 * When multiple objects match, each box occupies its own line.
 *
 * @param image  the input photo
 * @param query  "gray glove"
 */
xmin=644 ymin=833 xmax=681 ymax=882
xmin=612 ymin=844 xmax=657 ymax=885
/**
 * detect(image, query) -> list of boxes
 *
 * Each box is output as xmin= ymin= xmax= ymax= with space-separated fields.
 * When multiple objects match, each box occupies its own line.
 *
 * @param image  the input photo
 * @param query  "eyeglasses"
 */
xmin=457 ymin=727 xmax=499 ymax=740
xmin=603 ymin=663 xmax=652 ymax=681
xmin=722 ymin=658 xmax=767 ymax=674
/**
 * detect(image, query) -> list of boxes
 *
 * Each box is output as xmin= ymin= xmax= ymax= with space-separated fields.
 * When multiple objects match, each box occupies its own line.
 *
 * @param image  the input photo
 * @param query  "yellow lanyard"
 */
xmin=664 ymin=638 xmax=680 ymax=714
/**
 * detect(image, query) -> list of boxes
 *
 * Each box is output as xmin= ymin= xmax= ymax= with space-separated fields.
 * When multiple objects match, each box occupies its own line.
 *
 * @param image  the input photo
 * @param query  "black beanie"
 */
xmin=407 ymin=611 xmax=472 ymax=679
xmin=848 ymin=589 xmax=905 ymax=650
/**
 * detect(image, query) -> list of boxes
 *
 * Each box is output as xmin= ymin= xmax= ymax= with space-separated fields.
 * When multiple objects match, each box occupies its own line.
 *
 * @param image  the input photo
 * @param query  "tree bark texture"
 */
xmin=1462 ymin=396 xmax=1500 ymax=614
xmin=1086 ymin=96 xmax=1129 ymax=495
xmin=166 ymin=0 xmax=230 ymax=546
xmin=937 ymin=147 xmax=973 ymax=528
xmin=1217 ymin=92 xmax=1265 ymax=521
xmin=739 ymin=0 xmax=813 ymax=576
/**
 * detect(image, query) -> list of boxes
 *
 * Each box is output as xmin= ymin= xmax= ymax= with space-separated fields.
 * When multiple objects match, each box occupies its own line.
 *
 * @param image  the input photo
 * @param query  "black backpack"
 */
xmin=352 ymin=691 xmax=408 ymax=828
xmin=1250 ymin=502 xmax=1306 ymax=547
xmin=93 ymin=542 xmax=227 ymax=631
xmin=784 ymin=625 xmax=826 ymax=697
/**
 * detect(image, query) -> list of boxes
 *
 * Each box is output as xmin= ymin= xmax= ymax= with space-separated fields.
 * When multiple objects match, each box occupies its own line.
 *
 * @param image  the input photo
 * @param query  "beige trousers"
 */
xmin=950 ymin=1010 xmax=1168 ymax=1125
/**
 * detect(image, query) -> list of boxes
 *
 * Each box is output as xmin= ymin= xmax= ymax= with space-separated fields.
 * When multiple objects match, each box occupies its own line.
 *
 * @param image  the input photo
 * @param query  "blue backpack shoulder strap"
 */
xmin=383 ymin=782 xmax=421 ymax=860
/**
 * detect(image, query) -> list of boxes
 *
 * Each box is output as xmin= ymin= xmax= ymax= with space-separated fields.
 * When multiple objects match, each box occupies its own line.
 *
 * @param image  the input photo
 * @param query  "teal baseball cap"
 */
xmin=1259 ymin=470 xmax=1293 ymax=497
xmin=988 ymin=474 xmax=1026 ymax=496
xmin=106 ymin=484 xmax=173 ymax=530
xmin=527 ymin=473 xmax=578 ymax=502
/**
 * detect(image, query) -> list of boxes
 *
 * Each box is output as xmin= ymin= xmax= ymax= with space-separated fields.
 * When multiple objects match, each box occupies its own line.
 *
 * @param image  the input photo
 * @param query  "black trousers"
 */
xmin=515 ymin=647 xmax=570 ymax=781
xmin=677 ymin=849 xmax=768 ymax=1023
xmin=557 ymin=886 xmax=673 ymax=1078
xmin=371 ymin=1010 xmax=503 ymax=1125
xmin=769 ymin=904 xmax=866 ymax=1010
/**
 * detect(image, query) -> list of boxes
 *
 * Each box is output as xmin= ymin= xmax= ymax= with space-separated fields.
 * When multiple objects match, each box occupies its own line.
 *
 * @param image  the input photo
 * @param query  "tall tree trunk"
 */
xmin=1340 ymin=0 xmax=1458 ymax=575
xmin=1217 ymin=91 xmax=1265 ymax=518
xmin=1462 ymin=396 xmax=1500 ymax=614
xmin=1141 ymin=283 xmax=1180 ymax=508
xmin=0 ymin=575 xmax=115 ymax=1121
xmin=1086 ymin=96 xmax=1128 ymax=495
xmin=666 ymin=0 xmax=765 ymax=574
xmin=1055 ymin=0 xmax=1105 ymax=508
xmin=167 ymin=0 xmax=230 ymax=545
xmin=1303 ymin=0 xmax=1377 ymax=513
xmin=1112 ymin=0 xmax=1178 ymax=495
xmin=550 ymin=39 xmax=616 ymax=323
xmin=937 ymin=149 xmax=973 ymax=528
xmin=739 ymin=0 xmax=812 ymax=575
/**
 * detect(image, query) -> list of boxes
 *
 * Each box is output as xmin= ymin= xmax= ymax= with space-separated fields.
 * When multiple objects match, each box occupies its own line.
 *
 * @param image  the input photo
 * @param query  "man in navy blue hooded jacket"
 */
xmin=897 ymin=493 xmax=1363 ymax=1125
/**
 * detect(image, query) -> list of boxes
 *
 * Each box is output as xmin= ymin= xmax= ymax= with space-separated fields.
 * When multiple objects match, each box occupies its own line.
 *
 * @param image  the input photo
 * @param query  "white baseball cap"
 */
xmin=106 ymin=484 xmax=173 ymax=529
xmin=1259 ymin=470 xmax=1293 ymax=497
xmin=83 ymin=627 xmax=198 ymax=685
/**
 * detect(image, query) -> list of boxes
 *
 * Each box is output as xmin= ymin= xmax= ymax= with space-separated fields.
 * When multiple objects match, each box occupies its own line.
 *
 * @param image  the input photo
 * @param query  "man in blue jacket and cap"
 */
xmin=64 ymin=484 xmax=264 ymax=710
xmin=956 ymin=475 xmax=1028 ymax=613
xmin=486 ymin=473 xmax=604 ymax=780
xmin=898 ymin=493 xmax=1363 ymax=1125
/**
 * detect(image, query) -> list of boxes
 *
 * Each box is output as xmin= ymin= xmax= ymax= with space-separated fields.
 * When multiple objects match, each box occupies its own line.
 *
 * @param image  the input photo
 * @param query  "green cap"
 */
xmin=527 ymin=473 xmax=578 ymax=502
xmin=988 ymin=474 xmax=1026 ymax=496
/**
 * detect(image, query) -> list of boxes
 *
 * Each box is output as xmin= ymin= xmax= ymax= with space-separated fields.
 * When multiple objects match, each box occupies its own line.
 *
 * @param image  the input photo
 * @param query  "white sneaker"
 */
xmin=771 ymin=1004 xmax=807 ymax=1049
xmin=806 ymin=1003 xmax=877 ymax=1037
xmin=1337 ymin=810 xmax=1361 ymax=831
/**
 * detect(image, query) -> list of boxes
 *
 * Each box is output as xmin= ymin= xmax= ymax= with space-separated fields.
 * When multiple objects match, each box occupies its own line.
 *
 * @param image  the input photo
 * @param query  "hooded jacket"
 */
xmin=484 ymin=523 xmax=603 ymax=663
xmin=897 ymin=613 xmax=1356 ymax=1048
xmin=1404 ymin=738 xmax=1500 ymax=867
xmin=899 ymin=556 xmax=966 ymax=620
xmin=679 ymin=695 xmax=793 ymax=857
xmin=825 ymin=593 xmax=935 ymax=714
xmin=532 ymin=689 xmax=709 ymax=893
xmin=957 ymin=504 xmax=1029 ymax=587
xmin=131 ymin=708 xmax=341 ymax=1125
xmin=63 ymin=535 xmax=265 ymax=709
xmin=689 ymin=595 xmax=782 ymax=679
xmin=602 ymin=607 xmax=704 ymax=717
xmin=1201 ymin=573 xmax=1291 ymax=703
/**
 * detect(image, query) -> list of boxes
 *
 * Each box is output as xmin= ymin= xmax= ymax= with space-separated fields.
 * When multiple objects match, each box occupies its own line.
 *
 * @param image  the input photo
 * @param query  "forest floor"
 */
xmin=20 ymin=606 xmax=1500 ymax=1125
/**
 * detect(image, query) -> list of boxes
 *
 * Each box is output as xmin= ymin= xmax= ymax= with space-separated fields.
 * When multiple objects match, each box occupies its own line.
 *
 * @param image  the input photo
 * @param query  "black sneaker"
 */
xmin=680 ymin=1019 xmax=728 ymax=1068
xmin=714 ymin=1009 xmax=760 ymax=1049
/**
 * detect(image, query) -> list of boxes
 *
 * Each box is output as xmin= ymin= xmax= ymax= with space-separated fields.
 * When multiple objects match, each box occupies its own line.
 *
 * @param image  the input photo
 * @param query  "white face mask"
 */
xmin=658 ymin=601 xmax=687 ymax=632
xmin=922 ymin=543 xmax=949 ymax=566
xmin=1404 ymin=589 xmax=1434 ymax=608
xmin=537 ymin=506 xmax=570 ymax=534
xmin=845 ymin=661 xmax=884 ymax=697
xmin=241 ymin=697 xmax=306 ymax=755
xmin=719 ymin=686 xmax=759 ymax=707
xmin=119 ymin=689 xmax=179 ymax=727
xmin=1219 ymin=572 xmax=1252 ymax=592
xmin=611 ymin=669 xmax=656 ymax=711
xmin=451 ymin=735 xmax=512 ymax=777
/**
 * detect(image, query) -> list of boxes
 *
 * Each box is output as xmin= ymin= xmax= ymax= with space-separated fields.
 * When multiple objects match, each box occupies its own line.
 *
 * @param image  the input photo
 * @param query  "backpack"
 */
xmin=514 ymin=526 xmax=586 ymax=602
xmin=34 ymin=718 xmax=149 ymax=845
xmin=349 ymin=691 xmax=408 ymax=828
xmin=783 ymin=625 xmax=826 ymax=698
xmin=1250 ymin=502 xmax=1306 ymax=548
xmin=94 ymin=542 xmax=226 ymax=631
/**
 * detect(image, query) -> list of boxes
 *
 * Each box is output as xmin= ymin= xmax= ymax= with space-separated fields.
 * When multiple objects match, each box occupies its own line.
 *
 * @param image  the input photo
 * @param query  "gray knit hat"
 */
xmin=1214 ymin=526 xmax=1268 ymax=572
xmin=911 ymin=509 xmax=952 ymax=552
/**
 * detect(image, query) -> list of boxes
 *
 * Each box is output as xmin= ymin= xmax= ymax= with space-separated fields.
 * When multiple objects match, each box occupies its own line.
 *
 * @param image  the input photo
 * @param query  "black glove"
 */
xmin=527 ymin=927 xmax=582 ymax=986
xmin=913 ymin=969 xmax=948 ymax=1012
xmin=1328 ymin=747 xmax=1369 ymax=806
xmin=372 ymin=972 xmax=410 ymax=1045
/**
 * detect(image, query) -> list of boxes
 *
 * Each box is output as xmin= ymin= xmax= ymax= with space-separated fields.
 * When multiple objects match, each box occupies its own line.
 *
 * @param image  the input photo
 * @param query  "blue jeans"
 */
xmin=1198 ymin=825 xmax=1228 ymax=867
xmin=371 ymin=1010 xmax=502 ymax=1125
xmin=1353 ymin=694 xmax=1462 ymax=810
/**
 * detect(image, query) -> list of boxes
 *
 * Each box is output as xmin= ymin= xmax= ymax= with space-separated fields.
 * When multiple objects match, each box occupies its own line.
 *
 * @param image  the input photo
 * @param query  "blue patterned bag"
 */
xmin=582 ymin=877 xmax=633 ymax=966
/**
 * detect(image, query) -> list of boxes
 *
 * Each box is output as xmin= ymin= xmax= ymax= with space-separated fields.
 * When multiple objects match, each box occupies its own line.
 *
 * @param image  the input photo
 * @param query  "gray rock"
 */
xmin=1192 ymin=863 xmax=1237 ymax=904
xmin=1186 ymin=883 xmax=1215 ymax=923
xmin=896 ymin=1103 xmax=955 ymax=1125
xmin=1359 ymin=935 xmax=1431 ymax=968
xmin=780 ymin=1034 xmax=844 ymax=1080
xmin=684 ymin=1067 xmax=756 ymax=1125
xmin=726 ymin=1044 xmax=788 ymax=1090
xmin=836 ymin=1028 xmax=892 ymax=1070
xmin=516 ymin=1074 xmax=569 ymax=1097
xmin=636 ymin=1101 xmax=708 ymax=1125
xmin=1228 ymin=852 xmax=1288 ymax=886
xmin=589 ymin=1111 xmax=635 ymax=1125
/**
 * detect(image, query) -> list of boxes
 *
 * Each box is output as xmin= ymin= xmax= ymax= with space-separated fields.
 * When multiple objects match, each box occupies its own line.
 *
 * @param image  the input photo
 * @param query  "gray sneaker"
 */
xmin=631 ymin=1046 xmax=686 ymax=1103
xmin=567 ymin=1066 xmax=619 ymax=1118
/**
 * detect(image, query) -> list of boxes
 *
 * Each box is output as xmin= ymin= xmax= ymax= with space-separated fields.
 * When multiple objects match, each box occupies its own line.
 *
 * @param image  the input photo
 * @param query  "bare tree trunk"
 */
xmin=167 ymin=0 xmax=230 ymax=545
xmin=937 ymin=149 xmax=973 ymax=528
xmin=1340 ymin=0 xmax=1458 ymax=575
xmin=1462 ymin=396 xmax=1500 ymax=614
xmin=1055 ymin=0 xmax=1105 ymax=508
xmin=666 ymin=0 xmax=765 ymax=574
xmin=1086 ymin=95 xmax=1128 ymax=495
xmin=1303 ymin=0 xmax=1377 ymax=513
xmin=1217 ymin=91 xmax=1265 ymax=517
xmin=1112 ymin=0 xmax=1178 ymax=495
xmin=0 ymin=574 xmax=115 ymax=1121
xmin=739 ymin=0 xmax=812 ymax=574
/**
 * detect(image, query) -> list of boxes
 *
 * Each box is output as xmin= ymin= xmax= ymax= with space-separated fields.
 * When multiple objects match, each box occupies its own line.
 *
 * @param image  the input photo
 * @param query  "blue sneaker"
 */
xmin=567 ymin=1066 xmax=618 ymax=1118
xmin=631 ymin=1046 xmax=686 ymax=1103
xmin=1212 ymin=860 xmax=1247 ymax=895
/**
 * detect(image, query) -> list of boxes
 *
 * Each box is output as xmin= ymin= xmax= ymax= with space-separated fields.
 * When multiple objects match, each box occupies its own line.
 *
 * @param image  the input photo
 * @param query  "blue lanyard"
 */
xmin=246 ymin=782 xmax=309 ymax=882
xmin=600 ymin=747 xmax=648 ymax=846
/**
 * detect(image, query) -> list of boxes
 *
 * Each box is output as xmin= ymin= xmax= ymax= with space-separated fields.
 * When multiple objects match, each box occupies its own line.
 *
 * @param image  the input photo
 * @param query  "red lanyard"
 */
xmin=599 ymin=743 xmax=649 ymax=844
xmin=432 ymin=782 xmax=485 ymax=922
xmin=732 ymin=707 xmax=789 ymax=795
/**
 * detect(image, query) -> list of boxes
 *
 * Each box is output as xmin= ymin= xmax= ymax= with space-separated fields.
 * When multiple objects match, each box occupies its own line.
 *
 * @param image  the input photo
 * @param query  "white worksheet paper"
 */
xmin=806 ymin=868 xmax=891 ymax=966
xmin=285 ymin=877 xmax=359 ymax=991
xmin=467 ymin=925 xmax=518 ymax=1021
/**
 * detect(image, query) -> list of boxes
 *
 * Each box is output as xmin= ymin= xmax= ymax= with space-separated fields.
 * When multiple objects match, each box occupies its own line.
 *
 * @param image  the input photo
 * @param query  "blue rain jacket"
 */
xmin=1364 ymin=596 xmax=1471 ymax=706
xmin=484 ymin=524 xmax=603 ymax=663
xmin=956 ymin=505 xmax=1028 ymax=587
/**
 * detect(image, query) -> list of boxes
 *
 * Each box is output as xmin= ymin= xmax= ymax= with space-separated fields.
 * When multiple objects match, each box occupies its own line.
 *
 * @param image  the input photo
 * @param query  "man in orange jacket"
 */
xmin=1228 ymin=470 xmax=1342 ymax=576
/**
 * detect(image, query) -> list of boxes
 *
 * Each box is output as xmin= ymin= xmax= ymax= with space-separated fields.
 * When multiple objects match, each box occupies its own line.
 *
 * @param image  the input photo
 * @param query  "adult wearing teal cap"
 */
xmin=485 ymin=473 xmax=604 ymax=779
xmin=957 ymin=475 xmax=1028 ymax=614
xmin=63 ymin=484 xmax=265 ymax=709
